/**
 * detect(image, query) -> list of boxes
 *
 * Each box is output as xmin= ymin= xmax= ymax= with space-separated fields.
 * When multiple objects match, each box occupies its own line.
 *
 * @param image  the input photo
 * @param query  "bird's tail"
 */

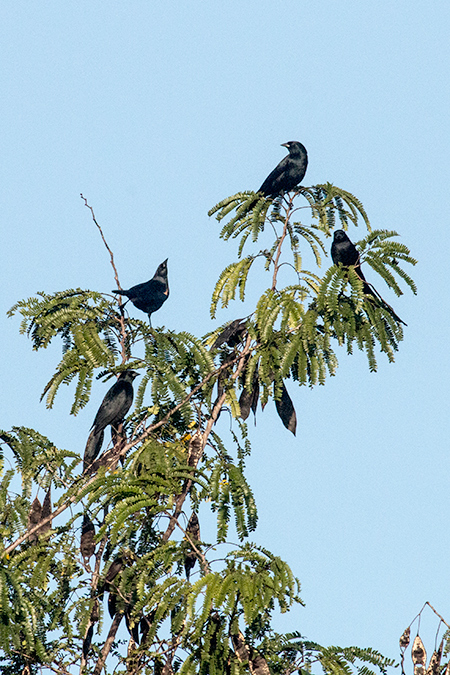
xmin=111 ymin=289 xmax=130 ymax=311
xmin=83 ymin=428 xmax=104 ymax=472
xmin=362 ymin=281 xmax=407 ymax=326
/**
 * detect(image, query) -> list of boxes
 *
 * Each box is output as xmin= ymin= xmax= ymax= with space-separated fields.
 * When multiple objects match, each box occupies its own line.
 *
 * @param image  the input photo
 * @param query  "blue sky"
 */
xmin=1 ymin=0 xmax=449 ymax=664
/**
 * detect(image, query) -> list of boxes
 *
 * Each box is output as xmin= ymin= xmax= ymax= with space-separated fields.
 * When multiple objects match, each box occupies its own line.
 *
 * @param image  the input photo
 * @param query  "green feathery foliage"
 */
xmin=0 ymin=181 xmax=418 ymax=674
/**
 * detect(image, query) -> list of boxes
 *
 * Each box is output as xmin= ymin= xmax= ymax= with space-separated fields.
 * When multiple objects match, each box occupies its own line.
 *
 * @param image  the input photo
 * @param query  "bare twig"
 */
xmin=80 ymin=193 xmax=129 ymax=363
xmin=80 ymin=194 xmax=121 ymax=289
xmin=408 ymin=602 xmax=450 ymax=631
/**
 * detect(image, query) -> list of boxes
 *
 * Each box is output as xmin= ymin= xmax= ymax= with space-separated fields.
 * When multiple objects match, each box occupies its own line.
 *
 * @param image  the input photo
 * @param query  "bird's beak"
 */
xmin=281 ymin=143 xmax=289 ymax=149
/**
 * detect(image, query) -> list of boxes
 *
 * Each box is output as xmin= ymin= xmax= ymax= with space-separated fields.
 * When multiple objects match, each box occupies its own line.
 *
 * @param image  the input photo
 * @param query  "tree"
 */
xmin=0 ymin=183 xmax=416 ymax=675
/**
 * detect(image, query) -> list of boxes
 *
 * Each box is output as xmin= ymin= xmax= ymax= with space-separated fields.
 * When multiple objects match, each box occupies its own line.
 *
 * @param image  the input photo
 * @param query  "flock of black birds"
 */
xmin=77 ymin=141 xmax=405 ymax=594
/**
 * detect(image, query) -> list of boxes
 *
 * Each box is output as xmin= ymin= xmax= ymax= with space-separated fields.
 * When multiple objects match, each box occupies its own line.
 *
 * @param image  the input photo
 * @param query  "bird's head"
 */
xmin=333 ymin=230 xmax=349 ymax=243
xmin=119 ymin=370 xmax=140 ymax=382
xmin=281 ymin=141 xmax=307 ymax=156
xmin=153 ymin=259 xmax=168 ymax=281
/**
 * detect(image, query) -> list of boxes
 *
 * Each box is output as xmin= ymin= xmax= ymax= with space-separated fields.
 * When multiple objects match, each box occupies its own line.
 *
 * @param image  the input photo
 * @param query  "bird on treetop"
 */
xmin=112 ymin=259 xmax=169 ymax=324
xmin=258 ymin=141 xmax=308 ymax=198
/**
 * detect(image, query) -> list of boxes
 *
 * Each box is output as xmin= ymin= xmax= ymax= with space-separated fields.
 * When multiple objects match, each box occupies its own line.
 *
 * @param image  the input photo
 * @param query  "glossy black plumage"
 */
xmin=91 ymin=370 xmax=139 ymax=434
xmin=83 ymin=370 xmax=139 ymax=470
xmin=258 ymin=141 xmax=308 ymax=197
xmin=112 ymin=259 xmax=169 ymax=322
xmin=331 ymin=230 xmax=406 ymax=325
xmin=331 ymin=230 xmax=369 ymax=287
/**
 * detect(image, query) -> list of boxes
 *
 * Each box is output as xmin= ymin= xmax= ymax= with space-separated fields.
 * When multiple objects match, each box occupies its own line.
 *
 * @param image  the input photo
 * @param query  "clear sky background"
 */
xmin=1 ymin=0 xmax=449 ymax=666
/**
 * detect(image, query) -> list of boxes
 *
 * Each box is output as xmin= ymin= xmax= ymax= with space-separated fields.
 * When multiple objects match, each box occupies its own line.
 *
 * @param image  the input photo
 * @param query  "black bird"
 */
xmin=91 ymin=370 xmax=139 ymax=434
xmin=331 ymin=230 xmax=406 ymax=325
xmin=83 ymin=370 xmax=139 ymax=469
xmin=258 ymin=141 xmax=308 ymax=198
xmin=331 ymin=230 xmax=369 ymax=288
xmin=112 ymin=259 xmax=169 ymax=323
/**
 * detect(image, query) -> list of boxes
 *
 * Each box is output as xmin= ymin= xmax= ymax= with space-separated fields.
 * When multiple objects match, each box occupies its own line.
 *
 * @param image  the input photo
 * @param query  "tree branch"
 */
xmin=80 ymin=193 xmax=129 ymax=364
xmin=162 ymin=334 xmax=252 ymax=542
xmin=271 ymin=199 xmax=293 ymax=290
xmin=92 ymin=612 xmax=123 ymax=675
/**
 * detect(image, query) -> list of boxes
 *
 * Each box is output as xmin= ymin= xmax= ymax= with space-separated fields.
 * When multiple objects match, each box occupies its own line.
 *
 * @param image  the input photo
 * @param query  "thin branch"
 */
xmin=162 ymin=510 xmax=211 ymax=575
xmin=79 ymin=516 xmax=109 ymax=675
xmin=93 ymin=612 xmax=124 ymax=675
xmin=271 ymin=200 xmax=293 ymax=290
xmin=80 ymin=193 xmax=129 ymax=363
xmin=80 ymin=194 xmax=121 ymax=289
xmin=408 ymin=602 xmax=450 ymax=632
xmin=0 ymin=343 xmax=254 ymax=559
xmin=162 ymin=334 xmax=252 ymax=542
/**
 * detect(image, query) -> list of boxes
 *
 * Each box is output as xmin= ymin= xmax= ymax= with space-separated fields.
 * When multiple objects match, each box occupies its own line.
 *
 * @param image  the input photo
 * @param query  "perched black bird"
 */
xmin=91 ymin=370 xmax=139 ymax=434
xmin=83 ymin=370 xmax=139 ymax=469
xmin=331 ymin=230 xmax=406 ymax=325
xmin=112 ymin=259 xmax=169 ymax=324
xmin=331 ymin=229 xmax=369 ymax=288
xmin=258 ymin=141 xmax=308 ymax=197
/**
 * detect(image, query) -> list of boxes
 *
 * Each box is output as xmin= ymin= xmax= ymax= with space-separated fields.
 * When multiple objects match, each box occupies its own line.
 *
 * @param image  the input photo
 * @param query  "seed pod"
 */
xmin=27 ymin=498 xmax=42 ymax=543
xmin=426 ymin=640 xmax=443 ymax=675
xmin=90 ymin=599 xmax=99 ymax=623
xmin=412 ymin=635 xmax=427 ymax=675
xmin=40 ymin=487 xmax=52 ymax=535
xmin=400 ymin=626 xmax=411 ymax=650
xmin=275 ymin=381 xmax=297 ymax=435
xmin=82 ymin=625 xmax=94 ymax=659
xmin=187 ymin=430 xmax=202 ymax=467
xmin=80 ymin=515 xmax=96 ymax=561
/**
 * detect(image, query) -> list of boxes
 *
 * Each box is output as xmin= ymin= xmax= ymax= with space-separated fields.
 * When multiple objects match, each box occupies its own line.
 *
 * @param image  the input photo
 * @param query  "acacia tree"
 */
xmin=0 ymin=183 xmax=417 ymax=675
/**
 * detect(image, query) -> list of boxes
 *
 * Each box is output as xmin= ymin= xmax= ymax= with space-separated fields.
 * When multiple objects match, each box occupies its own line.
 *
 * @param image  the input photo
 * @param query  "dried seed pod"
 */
xmin=187 ymin=512 xmax=200 ymax=541
xmin=90 ymin=599 xmax=99 ymax=623
xmin=400 ymin=626 xmax=411 ymax=650
xmin=250 ymin=652 xmax=271 ymax=675
xmin=212 ymin=318 xmax=247 ymax=349
xmin=187 ymin=430 xmax=202 ymax=467
xmin=40 ymin=487 xmax=52 ymax=535
xmin=82 ymin=625 xmax=94 ymax=659
xmin=184 ymin=512 xmax=201 ymax=580
xmin=80 ymin=515 xmax=96 ymax=561
xmin=27 ymin=497 xmax=42 ymax=543
xmin=426 ymin=640 xmax=443 ymax=675
xmin=275 ymin=381 xmax=297 ymax=435
xmin=412 ymin=635 xmax=427 ymax=675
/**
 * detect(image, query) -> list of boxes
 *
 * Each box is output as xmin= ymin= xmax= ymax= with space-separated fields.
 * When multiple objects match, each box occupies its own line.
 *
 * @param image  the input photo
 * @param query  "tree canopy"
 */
xmin=0 ymin=185 xmax=417 ymax=674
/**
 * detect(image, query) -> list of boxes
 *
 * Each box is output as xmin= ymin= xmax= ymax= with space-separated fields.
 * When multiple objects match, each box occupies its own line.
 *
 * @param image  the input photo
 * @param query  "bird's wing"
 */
xmin=258 ymin=157 xmax=289 ymax=196
xmin=92 ymin=383 xmax=129 ymax=431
